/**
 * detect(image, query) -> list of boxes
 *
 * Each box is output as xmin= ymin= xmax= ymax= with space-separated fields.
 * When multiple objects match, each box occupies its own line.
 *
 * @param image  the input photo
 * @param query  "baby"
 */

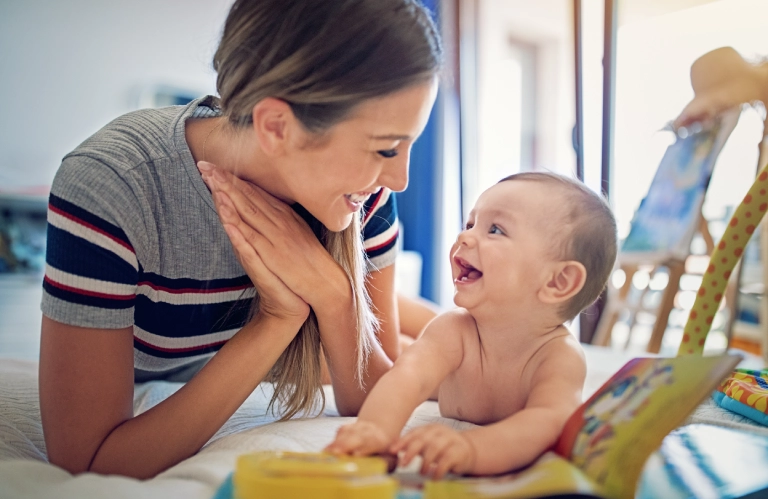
xmin=325 ymin=172 xmax=617 ymax=478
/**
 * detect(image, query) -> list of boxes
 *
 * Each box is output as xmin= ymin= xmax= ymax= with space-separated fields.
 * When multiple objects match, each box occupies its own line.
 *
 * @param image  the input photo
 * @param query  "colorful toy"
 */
xmin=233 ymin=451 xmax=397 ymax=499
xmin=678 ymin=157 xmax=768 ymax=427
xmin=714 ymin=368 xmax=768 ymax=425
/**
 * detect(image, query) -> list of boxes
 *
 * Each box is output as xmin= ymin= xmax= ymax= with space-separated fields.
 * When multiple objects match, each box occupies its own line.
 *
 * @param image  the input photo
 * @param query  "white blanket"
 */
xmin=0 ymin=346 xmax=764 ymax=499
xmin=0 ymin=358 xmax=473 ymax=499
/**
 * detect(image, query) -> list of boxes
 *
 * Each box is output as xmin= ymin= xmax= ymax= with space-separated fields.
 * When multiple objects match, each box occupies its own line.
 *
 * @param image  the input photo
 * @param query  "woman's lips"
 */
xmin=344 ymin=192 xmax=373 ymax=210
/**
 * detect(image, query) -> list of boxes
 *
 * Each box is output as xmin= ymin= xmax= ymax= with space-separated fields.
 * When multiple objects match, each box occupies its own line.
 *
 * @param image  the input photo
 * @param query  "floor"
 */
xmin=0 ymin=273 xmax=43 ymax=361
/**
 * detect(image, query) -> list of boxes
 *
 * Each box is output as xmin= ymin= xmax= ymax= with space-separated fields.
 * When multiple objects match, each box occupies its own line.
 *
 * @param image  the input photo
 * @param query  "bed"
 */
xmin=0 ymin=345 xmax=765 ymax=499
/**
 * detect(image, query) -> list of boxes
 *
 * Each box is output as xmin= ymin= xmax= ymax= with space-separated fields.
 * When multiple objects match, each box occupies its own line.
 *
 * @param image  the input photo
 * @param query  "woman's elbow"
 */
xmin=46 ymin=446 xmax=92 ymax=475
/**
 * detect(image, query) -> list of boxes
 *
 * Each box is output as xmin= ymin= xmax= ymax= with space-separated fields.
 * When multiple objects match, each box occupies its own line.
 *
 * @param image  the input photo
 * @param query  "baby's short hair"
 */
xmin=498 ymin=172 xmax=617 ymax=321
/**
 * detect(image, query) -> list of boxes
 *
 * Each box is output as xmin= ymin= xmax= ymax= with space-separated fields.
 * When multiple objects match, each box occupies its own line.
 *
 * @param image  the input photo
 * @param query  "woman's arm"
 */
xmin=366 ymin=264 xmax=401 ymax=360
xmin=366 ymin=265 xmax=441 ymax=360
xmin=201 ymin=164 xmax=394 ymax=415
xmin=42 ymin=168 xmax=312 ymax=478
xmin=40 ymin=311 xmax=305 ymax=479
xmin=397 ymin=293 xmax=440 ymax=339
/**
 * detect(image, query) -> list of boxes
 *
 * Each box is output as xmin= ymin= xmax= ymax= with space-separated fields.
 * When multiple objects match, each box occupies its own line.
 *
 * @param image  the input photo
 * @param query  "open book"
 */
xmin=418 ymin=353 xmax=768 ymax=499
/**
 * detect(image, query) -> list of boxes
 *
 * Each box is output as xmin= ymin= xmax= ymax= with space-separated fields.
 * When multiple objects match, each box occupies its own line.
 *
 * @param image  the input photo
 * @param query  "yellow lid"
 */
xmin=237 ymin=451 xmax=387 ymax=478
xmin=234 ymin=452 xmax=397 ymax=499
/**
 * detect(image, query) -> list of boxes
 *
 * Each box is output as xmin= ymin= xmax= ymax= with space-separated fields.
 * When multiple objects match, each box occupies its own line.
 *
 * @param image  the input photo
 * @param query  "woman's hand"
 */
xmin=197 ymin=161 xmax=350 ymax=313
xmin=674 ymin=47 xmax=768 ymax=130
xmin=198 ymin=161 xmax=310 ymax=324
xmin=391 ymin=424 xmax=476 ymax=479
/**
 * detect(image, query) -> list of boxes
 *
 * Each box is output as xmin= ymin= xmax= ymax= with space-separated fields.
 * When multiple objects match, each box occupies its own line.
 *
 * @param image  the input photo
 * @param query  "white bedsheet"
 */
xmin=0 ymin=345 xmax=764 ymax=499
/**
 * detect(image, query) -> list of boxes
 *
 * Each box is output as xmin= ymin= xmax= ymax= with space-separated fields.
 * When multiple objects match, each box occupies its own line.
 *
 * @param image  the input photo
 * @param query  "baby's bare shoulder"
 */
xmin=424 ymin=308 xmax=477 ymax=338
xmin=530 ymin=329 xmax=586 ymax=379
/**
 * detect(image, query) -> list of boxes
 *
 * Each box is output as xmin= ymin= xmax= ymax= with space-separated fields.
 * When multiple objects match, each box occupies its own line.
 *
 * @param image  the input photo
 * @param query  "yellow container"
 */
xmin=234 ymin=451 xmax=397 ymax=499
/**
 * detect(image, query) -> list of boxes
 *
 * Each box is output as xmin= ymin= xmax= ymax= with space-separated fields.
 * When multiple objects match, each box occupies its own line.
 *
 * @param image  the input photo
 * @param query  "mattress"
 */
xmin=0 ymin=345 xmax=764 ymax=499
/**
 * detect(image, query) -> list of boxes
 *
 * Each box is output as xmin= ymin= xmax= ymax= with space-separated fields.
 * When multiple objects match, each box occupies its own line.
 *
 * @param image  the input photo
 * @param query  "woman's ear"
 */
xmin=250 ymin=97 xmax=295 ymax=157
xmin=538 ymin=261 xmax=587 ymax=305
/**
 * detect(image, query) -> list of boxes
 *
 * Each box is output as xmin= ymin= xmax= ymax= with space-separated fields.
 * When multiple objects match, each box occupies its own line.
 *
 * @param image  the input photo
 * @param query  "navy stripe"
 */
xmin=363 ymin=193 xmax=397 ymax=242
xmin=133 ymin=339 xmax=225 ymax=359
xmin=138 ymin=272 xmax=252 ymax=292
xmin=363 ymin=188 xmax=385 ymax=220
xmin=46 ymin=224 xmax=138 ymax=285
xmin=367 ymin=237 xmax=398 ymax=259
xmin=134 ymin=295 xmax=251 ymax=338
xmin=43 ymin=280 xmax=135 ymax=309
xmin=49 ymin=193 xmax=133 ymax=249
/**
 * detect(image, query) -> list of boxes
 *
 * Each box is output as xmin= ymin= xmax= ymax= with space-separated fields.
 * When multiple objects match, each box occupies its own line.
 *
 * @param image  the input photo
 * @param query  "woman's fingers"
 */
xmin=201 ymin=162 xmax=288 ymax=229
xmin=223 ymin=224 xmax=308 ymax=322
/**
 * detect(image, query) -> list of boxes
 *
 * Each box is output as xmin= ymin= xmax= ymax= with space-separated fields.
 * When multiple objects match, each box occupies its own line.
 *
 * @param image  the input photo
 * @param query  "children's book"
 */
xmin=413 ymin=353 xmax=768 ymax=499
xmin=620 ymin=111 xmax=739 ymax=263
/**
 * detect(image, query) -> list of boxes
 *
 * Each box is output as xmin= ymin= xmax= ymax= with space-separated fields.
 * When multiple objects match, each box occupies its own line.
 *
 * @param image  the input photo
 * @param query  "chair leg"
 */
xmin=647 ymin=261 xmax=685 ymax=354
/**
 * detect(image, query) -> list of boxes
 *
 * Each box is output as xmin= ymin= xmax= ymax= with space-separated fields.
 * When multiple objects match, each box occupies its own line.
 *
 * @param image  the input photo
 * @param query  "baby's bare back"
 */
xmin=437 ymin=317 xmax=581 ymax=426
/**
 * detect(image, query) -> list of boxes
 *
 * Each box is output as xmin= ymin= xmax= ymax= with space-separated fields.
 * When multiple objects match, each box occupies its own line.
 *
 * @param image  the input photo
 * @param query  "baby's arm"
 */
xmin=326 ymin=311 xmax=465 ymax=456
xmin=462 ymin=337 xmax=586 ymax=475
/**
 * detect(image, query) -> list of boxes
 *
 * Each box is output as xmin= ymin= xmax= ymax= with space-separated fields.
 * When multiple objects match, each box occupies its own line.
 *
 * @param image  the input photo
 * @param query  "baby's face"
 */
xmin=451 ymin=180 xmax=563 ymax=311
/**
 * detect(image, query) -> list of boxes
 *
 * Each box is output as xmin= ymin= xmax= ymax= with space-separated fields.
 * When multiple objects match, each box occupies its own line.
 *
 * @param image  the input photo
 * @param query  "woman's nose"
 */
xmin=377 ymin=152 xmax=409 ymax=192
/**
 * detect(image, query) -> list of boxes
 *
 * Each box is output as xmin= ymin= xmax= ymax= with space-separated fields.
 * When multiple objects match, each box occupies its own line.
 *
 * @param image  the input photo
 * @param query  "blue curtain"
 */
xmin=395 ymin=0 xmax=441 ymax=301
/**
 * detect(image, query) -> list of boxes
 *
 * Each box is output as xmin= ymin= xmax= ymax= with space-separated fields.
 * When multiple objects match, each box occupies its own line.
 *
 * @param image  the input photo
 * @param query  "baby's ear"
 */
xmin=538 ymin=261 xmax=587 ymax=305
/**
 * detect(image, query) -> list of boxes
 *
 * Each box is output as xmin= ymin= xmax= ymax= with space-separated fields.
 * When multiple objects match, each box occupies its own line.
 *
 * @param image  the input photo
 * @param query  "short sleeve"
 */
xmin=41 ymin=155 xmax=146 ymax=329
xmin=362 ymin=188 xmax=399 ymax=272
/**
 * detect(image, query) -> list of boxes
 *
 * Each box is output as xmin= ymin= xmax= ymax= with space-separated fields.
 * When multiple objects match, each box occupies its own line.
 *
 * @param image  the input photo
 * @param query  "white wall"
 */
xmin=0 ymin=0 xmax=233 ymax=190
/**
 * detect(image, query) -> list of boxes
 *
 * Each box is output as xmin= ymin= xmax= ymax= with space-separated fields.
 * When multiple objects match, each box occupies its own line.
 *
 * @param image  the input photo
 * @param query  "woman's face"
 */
xmin=280 ymin=78 xmax=438 ymax=231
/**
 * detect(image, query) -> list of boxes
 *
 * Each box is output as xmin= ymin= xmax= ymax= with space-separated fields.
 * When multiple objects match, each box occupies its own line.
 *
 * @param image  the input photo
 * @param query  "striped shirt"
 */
xmin=42 ymin=97 xmax=398 ymax=372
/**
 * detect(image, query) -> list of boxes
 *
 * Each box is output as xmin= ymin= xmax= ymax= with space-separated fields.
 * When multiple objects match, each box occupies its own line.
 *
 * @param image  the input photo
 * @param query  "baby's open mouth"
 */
xmin=455 ymin=257 xmax=483 ymax=282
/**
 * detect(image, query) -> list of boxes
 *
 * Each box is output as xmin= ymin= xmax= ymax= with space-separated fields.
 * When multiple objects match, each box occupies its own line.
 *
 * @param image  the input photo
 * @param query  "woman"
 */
xmin=39 ymin=0 xmax=442 ymax=479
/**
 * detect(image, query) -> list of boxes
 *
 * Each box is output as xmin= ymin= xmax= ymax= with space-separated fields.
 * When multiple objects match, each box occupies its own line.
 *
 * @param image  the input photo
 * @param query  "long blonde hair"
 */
xmin=212 ymin=0 xmax=443 ymax=419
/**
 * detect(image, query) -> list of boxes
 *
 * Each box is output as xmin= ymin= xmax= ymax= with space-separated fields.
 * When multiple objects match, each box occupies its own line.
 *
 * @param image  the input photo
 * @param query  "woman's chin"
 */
xmin=321 ymin=212 xmax=355 ymax=232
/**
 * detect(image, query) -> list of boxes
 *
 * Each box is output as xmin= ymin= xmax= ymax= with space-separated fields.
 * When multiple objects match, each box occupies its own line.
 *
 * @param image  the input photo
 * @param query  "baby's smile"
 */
xmin=454 ymin=256 xmax=483 ymax=283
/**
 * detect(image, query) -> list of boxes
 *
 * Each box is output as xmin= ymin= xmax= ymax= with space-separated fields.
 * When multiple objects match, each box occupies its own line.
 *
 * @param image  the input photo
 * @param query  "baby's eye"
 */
xmin=489 ymin=224 xmax=504 ymax=235
xmin=377 ymin=149 xmax=398 ymax=158
xmin=464 ymin=221 xmax=474 ymax=230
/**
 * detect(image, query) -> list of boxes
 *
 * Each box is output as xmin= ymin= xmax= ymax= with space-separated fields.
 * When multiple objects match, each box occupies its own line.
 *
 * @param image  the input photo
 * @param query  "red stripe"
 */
xmin=365 ymin=230 xmax=399 ymax=252
xmin=44 ymin=275 xmax=136 ymax=301
xmin=363 ymin=189 xmax=385 ymax=224
xmin=49 ymin=204 xmax=135 ymax=253
xmin=134 ymin=335 xmax=227 ymax=353
xmin=136 ymin=282 xmax=253 ymax=294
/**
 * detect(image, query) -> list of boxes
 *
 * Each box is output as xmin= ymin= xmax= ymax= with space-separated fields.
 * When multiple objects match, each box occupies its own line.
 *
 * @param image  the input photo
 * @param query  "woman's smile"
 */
xmin=344 ymin=191 xmax=374 ymax=211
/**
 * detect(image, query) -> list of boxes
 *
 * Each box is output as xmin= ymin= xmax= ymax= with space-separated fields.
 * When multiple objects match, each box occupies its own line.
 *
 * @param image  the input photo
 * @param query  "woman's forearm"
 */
xmin=89 ymin=313 xmax=301 ymax=478
xmin=314 ymin=287 xmax=393 ymax=416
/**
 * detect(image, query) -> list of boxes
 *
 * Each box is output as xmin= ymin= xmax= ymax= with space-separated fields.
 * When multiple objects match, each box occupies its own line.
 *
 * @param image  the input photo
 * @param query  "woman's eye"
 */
xmin=489 ymin=224 xmax=504 ymax=235
xmin=377 ymin=149 xmax=399 ymax=158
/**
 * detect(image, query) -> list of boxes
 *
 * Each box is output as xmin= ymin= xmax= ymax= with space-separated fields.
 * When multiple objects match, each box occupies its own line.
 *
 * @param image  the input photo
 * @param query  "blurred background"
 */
xmin=2 ymin=0 xmax=768 ymax=361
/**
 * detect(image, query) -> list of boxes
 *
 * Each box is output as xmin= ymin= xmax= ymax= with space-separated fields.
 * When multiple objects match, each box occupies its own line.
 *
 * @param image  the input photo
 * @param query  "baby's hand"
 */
xmin=391 ymin=424 xmax=476 ymax=479
xmin=324 ymin=420 xmax=391 ymax=457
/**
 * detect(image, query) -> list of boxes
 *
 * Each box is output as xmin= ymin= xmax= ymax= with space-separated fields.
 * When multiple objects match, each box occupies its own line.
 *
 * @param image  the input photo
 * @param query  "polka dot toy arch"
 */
xmin=679 ymin=168 xmax=768 ymax=356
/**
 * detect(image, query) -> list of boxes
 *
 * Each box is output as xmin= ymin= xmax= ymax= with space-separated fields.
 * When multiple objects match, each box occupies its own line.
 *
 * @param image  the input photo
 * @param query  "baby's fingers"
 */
xmin=431 ymin=446 xmax=465 ymax=480
xmin=393 ymin=431 xmax=429 ymax=467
